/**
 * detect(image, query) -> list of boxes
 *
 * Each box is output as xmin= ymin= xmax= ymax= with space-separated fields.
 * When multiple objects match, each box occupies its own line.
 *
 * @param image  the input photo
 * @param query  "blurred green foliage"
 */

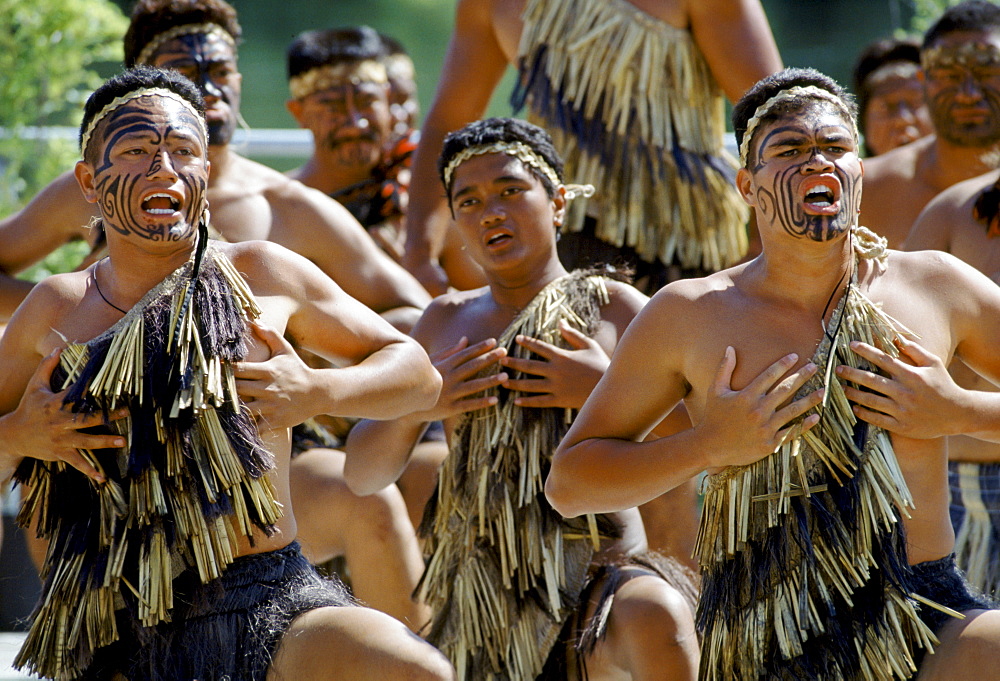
xmin=0 ymin=0 xmax=127 ymax=278
xmin=907 ymin=0 xmax=966 ymax=34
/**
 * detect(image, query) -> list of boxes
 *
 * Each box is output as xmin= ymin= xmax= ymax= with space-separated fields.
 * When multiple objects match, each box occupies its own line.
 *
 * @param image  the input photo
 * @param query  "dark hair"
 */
xmin=286 ymin=26 xmax=387 ymax=80
xmin=124 ymin=0 xmax=242 ymax=68
xmin=378 ymin=33 xmax=408 ymax=59
xmin=732 ymin=67 xmax=856 ymax=167
xmin=438 ymin=117 xmax=564 ymax=200
xmin=853 ymin=37 xmax=922 ymax=134
xmin=80 ymin=65 xmax=206 ymax=163
xmin=924 ymin=0 xmax=1000 ymax=49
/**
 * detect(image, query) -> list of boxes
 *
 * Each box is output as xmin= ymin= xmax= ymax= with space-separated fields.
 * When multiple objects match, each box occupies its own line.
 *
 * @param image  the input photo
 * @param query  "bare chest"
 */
xmin=207 ymin=189 xmax=276 ymax=243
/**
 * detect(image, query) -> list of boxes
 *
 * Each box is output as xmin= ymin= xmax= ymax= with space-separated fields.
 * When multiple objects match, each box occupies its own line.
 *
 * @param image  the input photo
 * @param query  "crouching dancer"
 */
xmin=345 ymin=118 xmax=699 ymax=681
xmin=548 ymin=67 xmax=1000 ymax=680
xmin=0 ymin=66 xmax=453 ymax=681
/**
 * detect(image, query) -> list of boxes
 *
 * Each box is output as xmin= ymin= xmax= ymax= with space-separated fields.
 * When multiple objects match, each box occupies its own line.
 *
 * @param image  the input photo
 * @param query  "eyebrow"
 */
xmin=452 ymin=174 xmax=531 ymax=200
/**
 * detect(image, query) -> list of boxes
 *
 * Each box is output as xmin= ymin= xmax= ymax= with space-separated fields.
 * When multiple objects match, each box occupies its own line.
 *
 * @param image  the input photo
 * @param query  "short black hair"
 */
xmin=124 ymin=0 xmax=242 ymax=68
xmin=80 ymin=65 xmax=205 ymax=163
xmin=732 ymin=67 xmax=856 ymax=168
xmin=853 ymin=37 xmax=922 ymax=134
xmin=924 ymin=0 xmax=1000 ymax=49
xmin=286 ymin=26 xmax=387 ymax=80
xmin=438 ymin=117 xmax=564 ymax=201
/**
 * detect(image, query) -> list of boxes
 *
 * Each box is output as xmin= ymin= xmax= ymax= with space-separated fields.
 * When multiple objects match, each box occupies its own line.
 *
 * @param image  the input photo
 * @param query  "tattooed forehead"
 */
xmin=923 ymin=41 xmax=1000 ymax=70
xmin=99 ymin=98 xmax=205 ymax=148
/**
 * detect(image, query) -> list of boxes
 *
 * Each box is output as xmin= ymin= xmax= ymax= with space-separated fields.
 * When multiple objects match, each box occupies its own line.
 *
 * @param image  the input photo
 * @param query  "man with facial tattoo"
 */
xmin=861 ymin=0 xmax=1000 ymax=248
xmin=0 ymin=0 xmax=430 ymax=329
xmin=0 ymin=65 xmax=453 ymax=681
xmin=0 ymin=0 xmax=436 ymax=634
xmin=548 ymin=67 xmax=1000 ymax=680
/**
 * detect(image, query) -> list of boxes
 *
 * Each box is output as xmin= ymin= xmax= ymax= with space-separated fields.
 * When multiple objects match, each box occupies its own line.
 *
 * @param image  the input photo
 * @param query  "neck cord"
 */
xmin=94 ymin=258 xmax=128 ymax=314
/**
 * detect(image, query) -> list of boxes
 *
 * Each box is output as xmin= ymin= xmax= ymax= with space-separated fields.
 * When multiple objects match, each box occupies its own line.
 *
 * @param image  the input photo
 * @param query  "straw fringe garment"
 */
xmin=513 ymin=0 xmax=749 ymax=272
xmin=12 ymin=242 xmax=284 ymax=680
xmin=695 ymin=227 xmax=959 ymax=680
xmin=418 ymin=271 xmax=617 ymax=681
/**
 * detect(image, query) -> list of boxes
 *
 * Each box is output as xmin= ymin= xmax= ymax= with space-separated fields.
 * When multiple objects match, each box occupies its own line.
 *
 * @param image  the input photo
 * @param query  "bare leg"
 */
xmin=396 ymin=439 xmax=448 ymax=529
xmin=582 ymin=570 xmax=699 ymax=681
xmin=917 ymin=609 xmax=1000 ymax=680
xmin=638 ymin=477 xmax=700 ymax=572
xmin=290 ymin=448 xmax=430 ymax=631
xmin=268 ymin=605 xmax=455 ymax=681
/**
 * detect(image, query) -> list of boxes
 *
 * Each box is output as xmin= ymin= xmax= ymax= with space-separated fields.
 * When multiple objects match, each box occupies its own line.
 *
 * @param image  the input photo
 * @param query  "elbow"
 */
xmin=545 ymin=448 xmax=586 ymax=518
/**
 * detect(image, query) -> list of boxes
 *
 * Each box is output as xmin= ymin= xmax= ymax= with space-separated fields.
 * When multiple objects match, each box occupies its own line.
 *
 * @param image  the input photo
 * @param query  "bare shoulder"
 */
xmin=410 ymin=286 xmax=491 ymax=353
xmin=600 ymin=279 xmax=649 ymax=334
xmin=907 ymin=172 xmax=996 ymax=251
xmin=5 ymin=270 xmax=91 ymax=352
xmin=217 ymin=239 xmax=326 ymax=298
xmin=863 ymin=139 xmax=926 ymax=184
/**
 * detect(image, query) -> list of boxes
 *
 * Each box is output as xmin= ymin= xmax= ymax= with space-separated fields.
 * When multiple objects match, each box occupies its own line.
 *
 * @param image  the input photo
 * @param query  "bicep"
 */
xmin=688 ymin=0 xmax=782 ymax=103
xmin=951 ymin=264 xmax=1000 ymax=382
xmin=0 ymin=171 xmax=95 ymax=274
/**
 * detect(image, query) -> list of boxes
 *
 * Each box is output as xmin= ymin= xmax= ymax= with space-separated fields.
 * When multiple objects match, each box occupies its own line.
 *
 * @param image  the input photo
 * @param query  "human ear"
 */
xmin=74 ymin=160 xmax=99 ymax=204
xmin=551 ymin=185 xmax=567 ymax=226
xmin=736 ymin=167 xmax=756 ymax=207
xmin=285 ymin=99 xmax=306 ymax=127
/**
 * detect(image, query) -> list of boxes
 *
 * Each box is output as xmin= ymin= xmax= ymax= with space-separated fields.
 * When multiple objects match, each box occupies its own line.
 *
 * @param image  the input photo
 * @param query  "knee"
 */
xmin=349 ymin=485 xmax=410 ymax=543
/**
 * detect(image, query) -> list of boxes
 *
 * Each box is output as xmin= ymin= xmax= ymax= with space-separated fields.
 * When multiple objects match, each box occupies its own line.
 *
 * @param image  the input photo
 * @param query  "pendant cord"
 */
xmin=93 ymin=258 xmax=127 ymax=314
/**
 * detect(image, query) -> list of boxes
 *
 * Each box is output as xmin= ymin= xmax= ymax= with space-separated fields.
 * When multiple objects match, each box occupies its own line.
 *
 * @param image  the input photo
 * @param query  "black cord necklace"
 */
xmin=93 ymin=258 xmax=128 ymax=314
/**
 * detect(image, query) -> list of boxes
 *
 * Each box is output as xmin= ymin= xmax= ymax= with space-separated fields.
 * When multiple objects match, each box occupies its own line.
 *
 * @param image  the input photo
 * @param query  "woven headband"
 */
xmin=135 ymin=22 xmax=236 ymax=66
xmin=288 ymin=61 xmax=388 ymax=100
xmin=80 ymin=88 xmax=208 ymax=156
xmin=442 ymin=141 xmax=595 ymax=200
xmin=922 ymin=41 xmax=1000 ymax=71
xmin=739 ymin=85 xmax=857 ymax=166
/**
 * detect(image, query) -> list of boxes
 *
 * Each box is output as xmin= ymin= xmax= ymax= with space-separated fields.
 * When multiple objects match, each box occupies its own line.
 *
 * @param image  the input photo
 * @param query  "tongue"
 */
xmin=145 ymin=197 xmax=174 ymax=211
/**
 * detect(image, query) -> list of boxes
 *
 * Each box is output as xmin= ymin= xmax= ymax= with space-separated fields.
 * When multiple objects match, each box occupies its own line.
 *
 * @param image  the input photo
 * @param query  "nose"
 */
xmin=480 ymin=198 xmax=505 ymax=226
xmin=956 ymin=74 xmax=985 ymax=103
xmin=199 ymin=73 xmax=223 ymax=102
xmin=801 ymin=147 xmax=834 ymax=173
xmin=148 ymin=149 xmax=179 ymax=180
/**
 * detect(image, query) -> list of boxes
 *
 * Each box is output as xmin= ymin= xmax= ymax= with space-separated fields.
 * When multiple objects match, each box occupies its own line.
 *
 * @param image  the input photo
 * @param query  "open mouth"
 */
xmin=483 ymin=229 xmax=513 ymax=248
xmin=141 ymin=192 xmax=181 ymax=216
xmin=802 ymin=179 xmax=841 ymax=215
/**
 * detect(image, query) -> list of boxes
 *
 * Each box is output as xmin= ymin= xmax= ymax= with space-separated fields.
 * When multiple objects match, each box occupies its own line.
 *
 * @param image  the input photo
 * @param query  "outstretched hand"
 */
xmin=699 ymin=347 xmax=823 ymax=469
xmin=235 ymin=322 xmax=319 ymax=430
xmin=499 ymin=320 xmax=609 ymax=409
xmin=838 ymin=337 xmax=965 ymax=439
xmin=3 ymin=349 xmax=126 ymax=483
xmin=414 ymin=336 xmax=507 ymax=423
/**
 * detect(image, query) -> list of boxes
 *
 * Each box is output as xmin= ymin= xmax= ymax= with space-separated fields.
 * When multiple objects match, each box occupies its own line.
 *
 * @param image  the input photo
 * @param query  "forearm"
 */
xmin=343 ymin=415 xmax=429 ymax=495
xmin=546 ymin=428 xmax=709 ymax=517
xmin=310 ymin=341 xmax=441 ymax=421
xmin=952 ymin=389 xmax=1000 ymax=443
xmin=403 ymin=119 xmax=452 ymax=266
xmin=0 ymin=275 xmax=33 ymax=321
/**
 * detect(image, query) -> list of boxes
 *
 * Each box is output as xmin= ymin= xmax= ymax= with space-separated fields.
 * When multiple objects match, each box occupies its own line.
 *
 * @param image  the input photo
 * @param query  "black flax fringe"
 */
xmin=417 ymin=271 xmax=620 ymax=681
xmin=695 ymin=243 xmax=959 ymax=680
xmin=511 ymin=0 xmax=749 ymax=272
xmin=12 ymin=235 xmax=282 ymax=681
xmin=973 ymin=176 xmax=1000 ymax=238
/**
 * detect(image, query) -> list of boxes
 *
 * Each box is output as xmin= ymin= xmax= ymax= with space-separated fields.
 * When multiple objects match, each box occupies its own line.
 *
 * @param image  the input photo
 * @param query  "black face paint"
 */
xmin=153 ymin=32 xmax=240 ymax=147
xmin=750 ymin=109 xmax=861 ymax=243
xmin=924 ymin=41 xmax=1000 ymax=147
xmin=92 ymin=98 xmax=208 ymax=242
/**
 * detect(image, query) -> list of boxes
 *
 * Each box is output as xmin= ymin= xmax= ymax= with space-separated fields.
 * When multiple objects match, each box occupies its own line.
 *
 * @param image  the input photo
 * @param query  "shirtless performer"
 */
xmin=549 ymin=68 xmax=1000 ymax=680
xmin=860 ymin=0 xmax=1000 ymax=248
xmin=346 ymin=118 xmax=699 ymax=681
xmin=0 ymin=0 xmax=430 ymax=329
xmin=403 ymin=0 xmax=782 ymax=296
xmin=0 ymin=66 xmax=452 ymax=681
xmin=0 ymin=0 xmax=433 ymax=629
xmin=905 ymin=170 xmax=1000 ymax=598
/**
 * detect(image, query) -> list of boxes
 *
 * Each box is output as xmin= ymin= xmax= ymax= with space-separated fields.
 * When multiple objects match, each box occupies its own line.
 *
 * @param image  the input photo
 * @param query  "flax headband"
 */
xmin=80 ymin=88 xmax=208 ymax=156
xmin=135 ymin=22 xmax=236 ymax=66
xmin=922 ymin=42 xmax=1000 ymax=71
xmin=442 ymin=141 xmax=595 ymax=200
xmin=739 ymin=85 xmax=857 ymax=166
xmin=289 ymin=61 xmax=389 ymax=99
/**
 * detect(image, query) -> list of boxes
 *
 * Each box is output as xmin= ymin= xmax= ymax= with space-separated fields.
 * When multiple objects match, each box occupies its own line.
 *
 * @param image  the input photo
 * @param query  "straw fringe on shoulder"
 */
xmin=12 ymin=243 xmax=282 ymax=680
xmin=694 ymin=228 xmax=957 ymax=680
xmin=418 ymin=271 xmax=618 ymax=681
xmin=950 ymin=461 xmax=1000 ymax=598
xmin=513 ymin=0 xmax=749 ymax=272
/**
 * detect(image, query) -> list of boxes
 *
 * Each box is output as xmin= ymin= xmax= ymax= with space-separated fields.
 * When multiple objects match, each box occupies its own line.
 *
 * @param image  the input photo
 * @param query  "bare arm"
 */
xmin=688 ymin=0 xmax=783 ymax=103
xmin=546 ymin=292 xmax=821 ymax=517
xmin=270 ymin=181 xmax=431 ymax=314
xmin=232 ymin=241 xmax=440 ymax=425
xmin=902 ymin=186 xmax=965 ymax=252
xmin=403 ymin=0 xmax=511 ymax=294
xmin=0 ymin=279 xmax=123 ymax=484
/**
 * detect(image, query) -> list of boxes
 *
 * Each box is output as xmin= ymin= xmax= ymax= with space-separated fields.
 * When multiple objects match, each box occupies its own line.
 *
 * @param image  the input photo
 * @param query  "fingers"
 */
xmin=430 ymin=336 xmax=471 ymax=363
xmin=248 ymin=321 xmax=295 ymax=356
xmin=512 ymin=334 xmax=559 ymax=359
xmin=744 ymin=352 xmax=800 ymax=396
xmin=772 ymin=388 xmax=825 ymax=434
xmin=711 ymin=346 xmax=738 ymax=394
xmin=893 ymin=335 xmax=937 ymax=368
xmin=762 ymin=362 xmax=818 ymax=409
xmin=29 ymin=348 xmax=63 ymax=391
xmin=499 ymin=355 xmax=547 ymax=378
xmin=557 ymin=321 xmax=595 ymax=350
xmin=61 ymin=449 xmax=107 ymax=483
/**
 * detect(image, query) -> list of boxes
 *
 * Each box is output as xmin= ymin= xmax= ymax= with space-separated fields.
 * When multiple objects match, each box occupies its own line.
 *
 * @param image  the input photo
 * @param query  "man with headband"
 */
xmin=0 ymin=0 xmax=435 ymax=633
xmin=0 ymin=65 xmax=453 ymax=681
xmin=0 ymin=0 xmax=430 ymax=329
xmin=549 ymin=67 xmax=1000 ymax=679
xmin=861 ymin=0 xmax=1000 ymax=247
xmin=346 ymin=118 xmax=700 ymax=681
